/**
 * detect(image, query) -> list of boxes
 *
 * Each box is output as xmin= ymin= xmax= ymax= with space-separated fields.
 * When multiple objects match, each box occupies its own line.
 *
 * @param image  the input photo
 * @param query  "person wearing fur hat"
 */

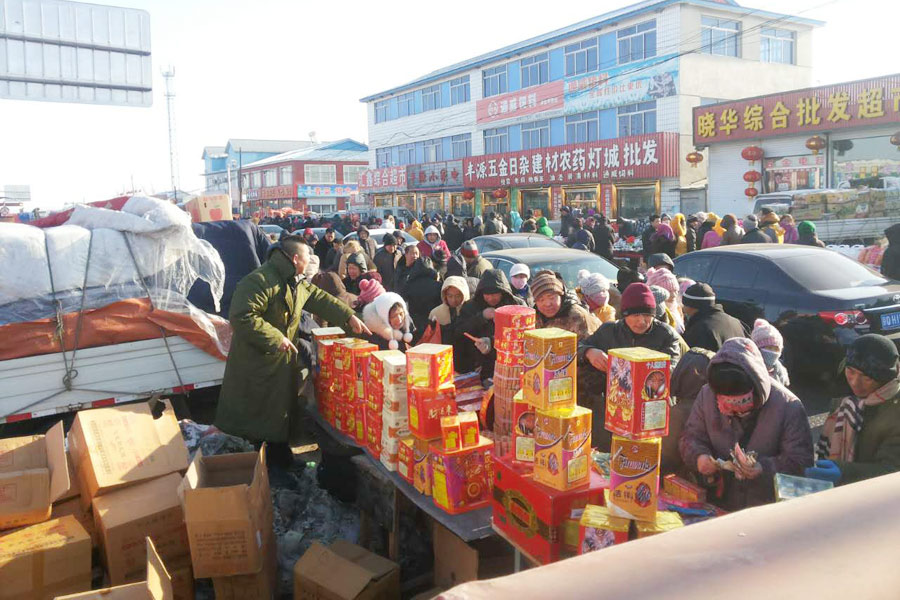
xmin=680 ymin=338 xmax=813 ymax=510
xmin=417 ymin=225 xmax=451 ymax=259
xmin=532 ymin=270 xmax=600 ymax=341
xmin=356 ymin=225 xmax=378 ymax=260
xmin=343 ymin=251 xmax=372 ymax=296
xmin=578 ymin=282 xmax=682 ymax=449
xmin=647 ymin=267 xmax=684 ymax=333
xmin=362 ymin=290 xmax=414 ymax=351
xmin=509 ymin=263 xmax=534 ymax=306
xmin=682 ymin=282 xmax=747 ymax=352
xmin=809 ymin=334 xmax=900 ymax=486
xmin=428 ymin=276 xmax=471 ymax=345
xmin=750 ymin=319 xmax=789 ymax=386
xmin=576 ymin=269 xmax=616 ymax=324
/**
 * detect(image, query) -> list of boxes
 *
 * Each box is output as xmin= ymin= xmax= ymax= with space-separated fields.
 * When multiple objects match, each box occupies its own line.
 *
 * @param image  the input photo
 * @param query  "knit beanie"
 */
xmin=647 ymin=253 xmax=675 ymax=271
xmin=845 ymin=334 xmax=899 ymax=384
xmin=347 ymin=252 xmax=367 ymax=272
xmin=357 ymin=278 xmax=385 ymax=305
xmin=649 ymin=285 xmax=670 ymax=320
xmin=751 ymin=318 xmax=783 ymax=352
xmin=682 ymin=282 xmax=716 ymax=310
xmin=530 ymin=270 xmax=564 ymax=300
xmin=646 ymin=267 xmax=679 ymax=298
xmin=678 ymin=278 xmax=696 ymax=299
xmin=577 ymin=269 xmax=610 ymax=298
xmin=461 ymin=240 xmax=479 ymax=258
xmin=798 ymin=221 xmax=816 ymax=236
xmin=744 ymin=214 xmax=759 ymax=229
xmin=382 ymin=233 xmax=397 ymax=245
xmin=620 ymin=283 xmax=656 ymax=316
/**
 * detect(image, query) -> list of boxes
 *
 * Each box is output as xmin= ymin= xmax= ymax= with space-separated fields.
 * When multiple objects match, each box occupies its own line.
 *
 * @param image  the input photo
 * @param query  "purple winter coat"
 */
xmin=679 ymin=338 xmax=813 ymax=511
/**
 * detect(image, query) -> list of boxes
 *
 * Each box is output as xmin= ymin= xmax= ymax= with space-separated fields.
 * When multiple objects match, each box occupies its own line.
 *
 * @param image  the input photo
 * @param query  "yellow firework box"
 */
xmin=406 ymin=344 xmax=454 ymax=389
xmin=533 ymin=406 xmax=591 ymax=491
xmin=523 ymin=328 xmax=578 ymax=411
xmin=608 ymin=436 xmax=661 ymax=522
xmin=635 ymin=510 xmax=684 ymax=538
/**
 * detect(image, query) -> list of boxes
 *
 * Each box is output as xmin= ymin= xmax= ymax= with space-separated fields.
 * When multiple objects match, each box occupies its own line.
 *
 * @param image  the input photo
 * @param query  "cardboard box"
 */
xmin=608 ymin=436 xmax=660 ymax=522
xmin=397 ymin=438 xmax=415 ymax=484
xmin=93 ymin=473 xmax=190 ymax=585
xmin=512 ymin=391 xmax=535 ymax=464
xmin=663 ymin=474 xmax=706 ymax=504
xmin=0 ymin=515 xmax=91 ymax=599
xmin=491 ymin=454 xmax=606 ymax=565
xmin=369 ymin=350 xmax=407 ymax=387
xmin=634 ymin=510 xmax=683 ymax=538
xmin=212 ymin=516 xmax=277 ymax=600
xmin=0 ymin=420 xmax=69 ymax=531
xmin=409 ymin=385 xmax=457 ymax=440
xmin=294 ymin=540 xmax=399 ymax=600
xmin=578 ymin=504 xmax=630 ymax=553
xmin=178 ymin=447 xmax=273 ymax=578
xmin=68 ymin=401 xmax=189 ymax=510
xmin=432 ymin=523 xmax=512 ymax=589
xmin=533 ymin=406 xmax=592 ymax=491
xmin=406 ymin=344 xmax=454 ymax=389
xmin=185 ymin=194 xmax=232 ymax=223
xmin=440 ymin=416 xmax=463 ymax=453
xmin=51 ymin=497 xmax=98 ymax=548
xmin=56 ymin=538 xmax=173 ymax=599
xmin=166 ymin=556 xmax=194 ymax=600
xmin=605 ymin=347 xmax=671 ymax=440
xmin=429 ymin=436 xmax=494 ymax=515
xmin=458 ymin=412 xmax=480 ymax=449
xmin=523 ymin=328 xmax=578 ymax=411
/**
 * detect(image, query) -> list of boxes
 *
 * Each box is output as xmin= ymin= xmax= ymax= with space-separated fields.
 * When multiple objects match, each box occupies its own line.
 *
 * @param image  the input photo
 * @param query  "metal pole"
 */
xmin=162 ymin=66 xmax=179 ymax=201
xmin=238 ymin=148 xmax=243 ymax=217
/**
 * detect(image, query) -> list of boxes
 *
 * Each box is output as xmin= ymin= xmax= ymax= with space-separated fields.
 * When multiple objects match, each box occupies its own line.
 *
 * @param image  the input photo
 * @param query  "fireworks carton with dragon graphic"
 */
xmin=605 ymin=347 xmax=671 ymax=440
xmin=533 ymin=406 xmax=592 ymax=491
xmin=608 ymin=435 xmax=661 ymax=522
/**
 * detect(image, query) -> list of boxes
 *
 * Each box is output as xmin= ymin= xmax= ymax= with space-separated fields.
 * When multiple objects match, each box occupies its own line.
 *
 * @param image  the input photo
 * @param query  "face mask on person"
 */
xmin=511 ymin=275 xmax=528 ymax=290
xmin=760 ymin=349 xmax=780 ymax=371
xmin=716 ymin=391 xmax=755 ymax=417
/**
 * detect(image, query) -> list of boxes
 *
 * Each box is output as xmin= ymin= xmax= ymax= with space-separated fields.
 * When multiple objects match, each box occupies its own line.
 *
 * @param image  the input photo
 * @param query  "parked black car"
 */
xmin=470 ymin=233 xmax=565 ymax=254
xmin=482 ymin=247 xmax=620 ymax=290
xmin=675 ymin=244 xmax=900 ymax=392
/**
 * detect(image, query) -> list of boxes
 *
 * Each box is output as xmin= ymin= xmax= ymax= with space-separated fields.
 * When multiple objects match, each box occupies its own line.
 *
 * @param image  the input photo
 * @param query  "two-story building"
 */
xmin=359 ymin=0 xmax=822 ymax=221
xmin=240 ymin=139 xmax=369 ymax=216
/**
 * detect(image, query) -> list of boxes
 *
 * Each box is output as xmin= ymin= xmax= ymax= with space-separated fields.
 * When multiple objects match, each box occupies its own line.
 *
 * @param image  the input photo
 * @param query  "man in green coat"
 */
xmin=809 ymin=334 xmax=900 ymax=485
xmin=215 ymin=235 xmax=370 ymax=467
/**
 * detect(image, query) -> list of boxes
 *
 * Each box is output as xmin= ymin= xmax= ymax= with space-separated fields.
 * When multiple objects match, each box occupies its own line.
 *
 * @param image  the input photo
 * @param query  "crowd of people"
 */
xmin=218 ymin=207 xmax=900 ymax=515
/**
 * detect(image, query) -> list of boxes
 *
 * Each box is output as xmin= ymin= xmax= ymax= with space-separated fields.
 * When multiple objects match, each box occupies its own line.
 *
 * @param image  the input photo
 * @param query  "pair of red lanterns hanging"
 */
xmin=740 ymin=145 xmax=764 ymax=198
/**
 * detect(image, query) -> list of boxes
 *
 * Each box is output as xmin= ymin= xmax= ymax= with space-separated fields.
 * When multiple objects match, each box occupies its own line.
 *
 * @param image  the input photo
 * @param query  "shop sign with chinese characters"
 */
xmin=462 ymin=132 xmax=678 ymax=188
xmin=565 ymin=54 xmax=679 ymax=114
xmin=693 ymin=73 xmax=900 ymax=145
xmin=476 ymin=81 xmax=565 ymax=125
xmin=297 ymin=184 xmax=357 ymax=197
xmin=358 ymin=166 xmax=408 ymax=193
xmin=406 ymin=159 xmax=465 ymax=191
xmin=258 ymin=185 xmax=295 ymax=200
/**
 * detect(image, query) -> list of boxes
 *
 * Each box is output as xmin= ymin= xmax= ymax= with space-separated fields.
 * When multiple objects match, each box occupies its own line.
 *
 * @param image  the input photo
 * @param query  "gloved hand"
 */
xmin=805 ymin=459 xmax=841 ymax=483
xmin=474 ymin=337 xmax=492 ymax=355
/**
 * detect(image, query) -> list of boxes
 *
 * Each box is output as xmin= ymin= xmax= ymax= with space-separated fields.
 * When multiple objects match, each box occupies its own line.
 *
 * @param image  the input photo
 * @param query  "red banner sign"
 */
xmin=476 ymin=80 xmax=564 ymax=125
xmin=358 ymin=166 xmax=408 ymax=192
xmin=462 ymin=132 xmax=678 ymax=188
xmin=693 ymin=74 xmax=900 ymax=145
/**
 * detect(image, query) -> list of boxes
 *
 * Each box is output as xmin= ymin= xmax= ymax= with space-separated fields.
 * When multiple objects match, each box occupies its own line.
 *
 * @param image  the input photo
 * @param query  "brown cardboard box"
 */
xmin=212 ymin=519 xmax=278 ymax=600
xmin=56 ymin=538 xmax=174 ymax=599
xmin=68 ymin=401 xmax=189 ymax=510
xmin=92 ymin=473 xmax=190 ymax=585
xmin=178 ymin=446 xmax=273 ymax=578
xmin=51 ymin=497 xmax=98 ymax=548
xmin=431 ymin=524 xmax=512 ymax=589
xmin=184 ymin=194 xmax=232 ymax=223
xmin=56 ymin=450 xmax=81 ymax=503
xmin=0 ymin=515 xmax=91 ymax=599
xmin=0 ymin=420 xmax=69 ymax=530
xmin=166 ymin=556 xmax=194 ymax=600
xmin=294 ymin=540 xmax=400 ymax=600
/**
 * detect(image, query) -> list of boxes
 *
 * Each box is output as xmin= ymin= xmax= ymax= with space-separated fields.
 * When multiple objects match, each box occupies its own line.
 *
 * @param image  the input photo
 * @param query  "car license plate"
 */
xmin=881 ymin=312 xmax=900 ymax=331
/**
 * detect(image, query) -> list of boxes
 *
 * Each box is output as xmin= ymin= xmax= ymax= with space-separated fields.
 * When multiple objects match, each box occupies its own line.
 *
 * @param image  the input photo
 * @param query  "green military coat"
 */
xmin=215 ymin=251 xmax=354 ymax=442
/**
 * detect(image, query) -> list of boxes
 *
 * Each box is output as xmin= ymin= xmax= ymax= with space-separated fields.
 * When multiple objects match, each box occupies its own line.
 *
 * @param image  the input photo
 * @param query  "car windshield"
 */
xmin=529 ymin=237 xmax=564 ymax=248
xmin=777 ymin=253 xmax=888 ymax=290
xmin=497 ymin=254 xmax=619 ymax=289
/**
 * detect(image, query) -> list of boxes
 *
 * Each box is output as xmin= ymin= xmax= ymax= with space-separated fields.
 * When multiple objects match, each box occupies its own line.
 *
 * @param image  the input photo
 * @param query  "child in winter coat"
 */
xmin=362 ymin=288 xmax=414 ymax=351
xmin=428 ymin=276 xmax=470 ymax=345
xmin=750 ymin=318 xmax=790 ymax=386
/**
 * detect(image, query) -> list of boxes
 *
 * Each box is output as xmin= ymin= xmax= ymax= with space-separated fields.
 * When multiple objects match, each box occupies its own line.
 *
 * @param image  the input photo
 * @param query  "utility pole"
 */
xmin=238 ymin=148 xmax=243 ymax=217
xmin=162 ymin=66 xmax=180 ymax=202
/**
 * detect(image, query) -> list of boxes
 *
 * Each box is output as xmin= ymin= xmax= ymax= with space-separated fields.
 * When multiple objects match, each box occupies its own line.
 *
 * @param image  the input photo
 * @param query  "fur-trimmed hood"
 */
xmin=362 ymin=292 xmax=413 ymax=350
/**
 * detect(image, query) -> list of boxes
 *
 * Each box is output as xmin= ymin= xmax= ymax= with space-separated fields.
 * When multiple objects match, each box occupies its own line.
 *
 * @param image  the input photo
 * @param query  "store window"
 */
xmin=450 ymin=193 xmax=474 ymax=218
xmin=520 ymin=189 xmax=549 ymax=218
xmin=304 ymin=164 xmax=336 ymax=184
xmin=374 ymin=195 xmax=394 ymax=208
xmin=396 ymin=193 xmax=416 ymax=213
xmin=483 ymin=195 xmax=510 ymax=218
xmin=565 ymin=186 xmax=598 ymax=214
xmin=701 ymin=16 xmax=741 ymax=57
xmin=617 ymin=20 xmax=656 ymax=65
xmin=376 ymin=148 xmax=391 ymax=168
xmin=521 ymin=52 xmax=549 ymax=88
xmin=616 ymin=184 xmax=658 ymax=219
xmin=251 ymin=171 xmax=261 ymax=188
xmin=763 ymin=154 xmax=825 ymax=193
xmin=397 ymin=143 xmax=416 ymax=166
xmin=760 ymin=28 xmax=795 ymax=64
xmin=565 ymin=38 xmax=599 ymax=76
xmin=831 ymin=135 xmax=900 ymax=188
xmin=483 ymin=64 xmax=508 ymax=98
xmin=241 ymin=174 xmax=249 ymax=190
xmin=484 ymin=127 xmax=509 ymax=154
xmin=451 ymin=134 xmax=472 ymax=159
xmin=279 ymin=166 xmax=293 ymax=186
xmin=263 ymin=169 xmax=277 ymax=187
xmin=421 ymin=194 xmax=443 ymax=214
xmin=422 ymin=84 xmax=442 ymax=112
xmin=398 ymin=92 xmax=415 ymax=117
xmin=565 ymin=111 xmax=600 ymax=144
xmin=375 ymin=100 xmax=390 ymax=123
xmin=343 ymin=165 xmax=366 ymax=185
xmin=450 ymin=76 xmax=470 ymax=105
xmin=618 ymin=101 xmax=656 ymax=136
xmin=521 ymin=119 xmax=550 ymax=150
xmin=423 ymin=138 xmax=443 ymax=163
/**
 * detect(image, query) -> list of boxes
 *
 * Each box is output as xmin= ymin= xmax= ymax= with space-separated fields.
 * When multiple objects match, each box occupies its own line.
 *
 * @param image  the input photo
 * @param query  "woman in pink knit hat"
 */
xmin=647 ymin=266 xmax=684 ymax=333
xmin=751 ymin=318 xmax=790 ymax=386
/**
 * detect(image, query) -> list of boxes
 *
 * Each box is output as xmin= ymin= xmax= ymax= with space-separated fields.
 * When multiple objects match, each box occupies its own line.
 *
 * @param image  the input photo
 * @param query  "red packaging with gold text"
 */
xmin=458 ymin=412 xmax=480 ymax=449
xmin=406 ymin=344 xmax=454 ymax=389
xmin=397 ymin=437 xmax=415 ymax=483
xmin=412 ymin=438 xmax=432 ymax=495
xmin=429 ymin=436 xmax=494 ymax=515
xmin=409 ymin=384 xmax=457 ymax=440
xmin=512 ymin=391 xmax=536 ymax=465
xmin=440 ymin=416 xmax=462 ymax=452
xmin=494 ymin=305 xmax=536 ymax=334
xmin=605 ymin=347 xmax=671 ymax=439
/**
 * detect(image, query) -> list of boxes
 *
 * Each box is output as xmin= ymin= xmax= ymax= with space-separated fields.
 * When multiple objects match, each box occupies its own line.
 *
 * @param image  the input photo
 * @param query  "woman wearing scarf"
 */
xmin=672 ymin=213 xmax=688 ymax=256
xmin=701 ymin=214 xmax=725 ymax=249
xmin=780 ymin=214 xmax=799 ymax=244
xmin=649 ymin=222 xmax=677 ymax=258
xmin=808 ymin=334 xmax=900 ymax=486
xmin=647 ymin=267 xmax=684 ymax=333
xmin=679 ymin=338 xmax=813 ymax=510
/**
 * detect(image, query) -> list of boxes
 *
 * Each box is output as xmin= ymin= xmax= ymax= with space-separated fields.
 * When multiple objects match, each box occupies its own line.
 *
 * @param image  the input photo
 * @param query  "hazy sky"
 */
xmin=2 ymin=0 xmax=897 ymax=210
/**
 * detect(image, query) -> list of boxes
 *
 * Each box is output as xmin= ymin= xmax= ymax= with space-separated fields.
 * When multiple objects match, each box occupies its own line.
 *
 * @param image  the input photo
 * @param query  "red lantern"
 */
xmin=741 ymin=146 xmax=764 ymax=165
xmin=462 ymin=190 xmax=475 ymax=200
xmin=492 ymin=188 xmax=508 ymax=199
xmin=805 ymin=135 xmax=826 ymax=155
xmin=743 ymin=170 xmax=761 ymax=183
xmin=890 ymin=132 xmax=900 ymax=152
xmin=745 ymin=187 xmax=759 ymax=198
xmin=686 ymin=151 xmax=703 ymax=168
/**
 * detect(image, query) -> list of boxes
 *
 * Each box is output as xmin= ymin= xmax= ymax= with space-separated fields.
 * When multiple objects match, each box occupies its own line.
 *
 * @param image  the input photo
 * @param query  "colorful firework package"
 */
xmin=512 ymin=391 xmax=536 ymax=464
xmin=492 ymin=306 xmax=536 ymax=457
xmin=406 ymin=343 xmax=454 ymax=389
xmin=429 ymin=436 xmax=494 ymax=515
xmin=578 ymin=504 xmax=630 ymax=554
xmin=458 ymin=411 xmax=481 ymax=448
xmin=397 ymin=437 xmax=415 ymax=484
xmin=532 ymin=406 xmax=592 ymax=491
xmin=605 ymin=347 xmax=671 ymax=440
xmin=634 ymin=510 xmax=684 ymax=538
xmin=608 ymin=435 xmax=661 ymax=522
xmin=408 ymin=385 xmax=457 ymax=440
xmin=523 ymin=328 xmax=578 ymax=412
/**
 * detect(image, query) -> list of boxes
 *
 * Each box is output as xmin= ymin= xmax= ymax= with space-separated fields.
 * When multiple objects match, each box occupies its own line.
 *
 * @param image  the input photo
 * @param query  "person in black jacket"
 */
xmin=681 ymin=282 xmax=747 ymax=352
xmin=484 ymin=212 xmax=499 ymax=235
xmin=396 ymin=257 xmax=442 ymax=341
xmin=685 ymin=214 xmax=700 ymax=253
xmin=313 ymin=227 xmax=335 ymax=264
xmin=443 ymin=215 xmax=464 ymax=253
xmin=592 ymin=214 xmax=615 ymax=260
xmin=740 ymin=214 xmax=773 ymax=244
xmin=641 ymin=214 xmax=661 ymax=262
xmin=454 ymin=269 xmax=525 ymax=380
xmin=559 ymin=206 xmax=575 ymax=239
xmin=883 ymin=223 xmax=900 ymax=281
xmin=374 ymin=234 xmax=402 ymax=291
xmin=578 ymin=282 xmax=682 ymax=449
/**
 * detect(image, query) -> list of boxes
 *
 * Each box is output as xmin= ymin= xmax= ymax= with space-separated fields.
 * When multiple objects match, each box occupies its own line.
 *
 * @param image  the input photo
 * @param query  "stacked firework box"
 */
xmin=491 ymin=306 xmax=536 ymax=456
xmin=366 ymin=350 xmax=409 ymax=471
xmin=577 ymin=347 xmax=683 ymax=554
xmin=331 ymin=338 xmax=377 ymax=438
xmin=312 ymin=328 xmax=347 ymax=425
